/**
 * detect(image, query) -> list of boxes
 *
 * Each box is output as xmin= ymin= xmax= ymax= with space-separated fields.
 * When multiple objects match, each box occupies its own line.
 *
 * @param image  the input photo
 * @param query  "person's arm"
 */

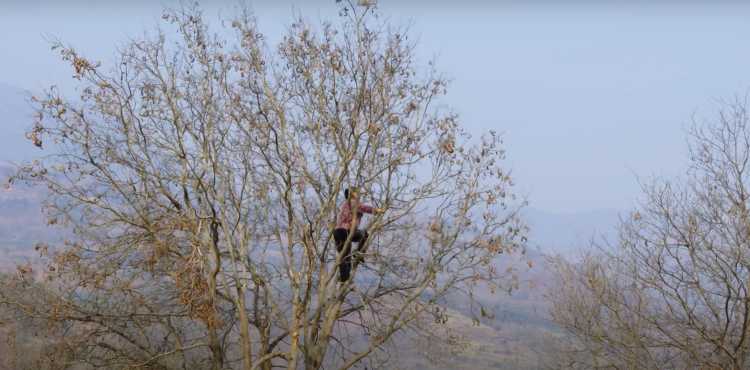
xmin=358 ymin=204 xmax=384 ymax=214
xmin=358 ymin=204 xmax=374 ymax=214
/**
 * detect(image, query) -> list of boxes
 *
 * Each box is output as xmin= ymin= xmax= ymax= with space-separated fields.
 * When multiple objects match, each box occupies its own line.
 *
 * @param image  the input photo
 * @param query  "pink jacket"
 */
xmin=336 ymin=201 xmax=374 ymax=230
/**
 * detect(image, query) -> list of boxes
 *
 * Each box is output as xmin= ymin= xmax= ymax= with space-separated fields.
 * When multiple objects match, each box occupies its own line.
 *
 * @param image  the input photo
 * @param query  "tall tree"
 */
xmin=3 ymin=3 xmax=525 ymax=369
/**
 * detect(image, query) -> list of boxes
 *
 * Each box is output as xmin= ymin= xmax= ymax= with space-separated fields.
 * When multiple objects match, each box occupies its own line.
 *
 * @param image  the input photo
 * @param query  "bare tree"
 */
xmin=547 ymin=98 xmax=750 ymax=370
xmin=3 ymin=3 xmax=525 ymax=370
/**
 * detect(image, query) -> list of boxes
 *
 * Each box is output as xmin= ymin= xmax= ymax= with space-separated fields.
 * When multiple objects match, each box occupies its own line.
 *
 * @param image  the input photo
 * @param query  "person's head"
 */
xmin=344 ymin=187 xmax=359 ymax=201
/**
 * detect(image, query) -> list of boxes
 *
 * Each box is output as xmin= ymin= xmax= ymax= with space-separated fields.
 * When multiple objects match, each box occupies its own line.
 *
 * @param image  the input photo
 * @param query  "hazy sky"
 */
xmin=2 ymin=1 xmax=750 ymax=213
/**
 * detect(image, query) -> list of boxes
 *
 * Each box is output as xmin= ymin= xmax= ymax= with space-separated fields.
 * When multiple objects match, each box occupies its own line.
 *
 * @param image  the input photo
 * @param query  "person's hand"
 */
xmin=375 ymin=207 xmax=386 ymax=214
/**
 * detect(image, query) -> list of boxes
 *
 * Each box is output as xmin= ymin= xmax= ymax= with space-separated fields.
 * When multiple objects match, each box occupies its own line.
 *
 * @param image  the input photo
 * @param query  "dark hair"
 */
xmin=344 ymin=188 xmax=350 ymax=199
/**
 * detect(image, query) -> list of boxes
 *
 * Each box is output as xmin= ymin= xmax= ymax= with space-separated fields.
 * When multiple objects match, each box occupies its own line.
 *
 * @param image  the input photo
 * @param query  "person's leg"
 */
xmin=333 ymin=228 xmax=347 ymax=251
xmin=333 ymin=228 xmax=351 ymax=282
xmin=340 ymin=253 xmax=352 ymax=282
xmin=351 ymin=229 xmax=369 ymax=265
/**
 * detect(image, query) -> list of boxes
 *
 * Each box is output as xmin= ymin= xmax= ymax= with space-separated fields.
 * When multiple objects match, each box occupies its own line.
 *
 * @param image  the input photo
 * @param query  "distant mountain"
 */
xmin=0 ymin=160 xmax=55 ymax=270
xmin=0 ymin=83 xmax=51 ymax=266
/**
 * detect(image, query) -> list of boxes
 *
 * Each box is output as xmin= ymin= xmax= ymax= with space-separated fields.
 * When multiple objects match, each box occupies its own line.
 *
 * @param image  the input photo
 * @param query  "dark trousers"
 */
xmin=333 ymin=228 xmax=368 ymax=282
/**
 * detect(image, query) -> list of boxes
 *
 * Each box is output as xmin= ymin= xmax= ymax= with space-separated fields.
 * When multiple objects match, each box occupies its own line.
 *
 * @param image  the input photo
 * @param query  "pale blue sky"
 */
xmin=2 ymin=1 xmax=749 ymax=212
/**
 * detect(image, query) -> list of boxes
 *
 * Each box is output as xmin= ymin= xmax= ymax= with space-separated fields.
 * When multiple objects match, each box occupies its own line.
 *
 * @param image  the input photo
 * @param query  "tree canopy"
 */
xmin=3 ymin=3 xmax=525 ymax=369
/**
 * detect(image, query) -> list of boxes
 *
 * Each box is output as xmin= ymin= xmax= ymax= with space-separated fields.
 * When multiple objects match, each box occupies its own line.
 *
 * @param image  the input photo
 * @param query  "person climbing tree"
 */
xmin=333 ymin=187 xmax=382 ymax=282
